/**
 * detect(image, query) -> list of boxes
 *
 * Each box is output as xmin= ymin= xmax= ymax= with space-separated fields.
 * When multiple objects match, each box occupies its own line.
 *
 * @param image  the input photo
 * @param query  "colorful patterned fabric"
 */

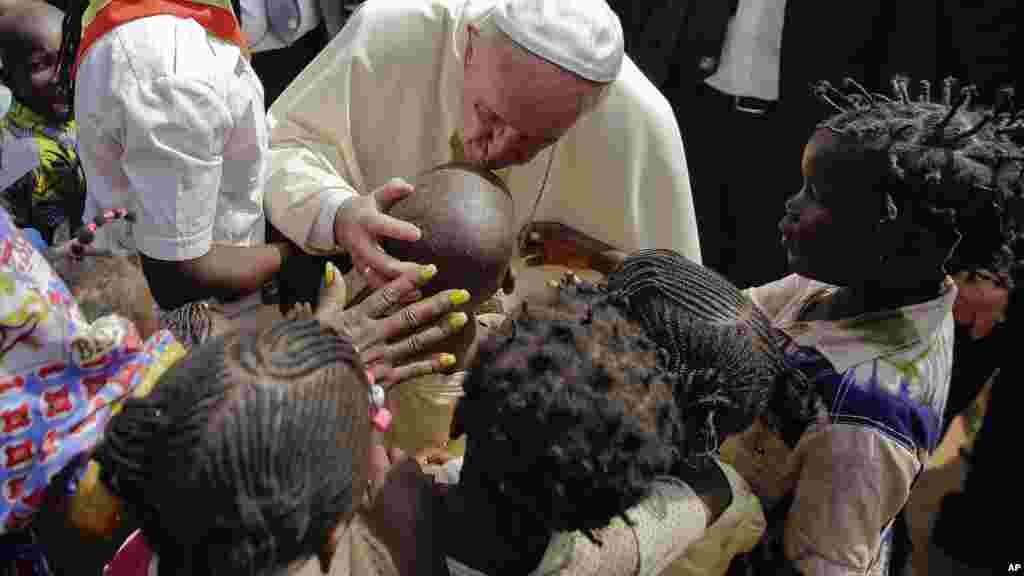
xmin=0 ymin=204 xmax=183 ymax=538
xmin=0 ymin=101 xmax=83 ymax=242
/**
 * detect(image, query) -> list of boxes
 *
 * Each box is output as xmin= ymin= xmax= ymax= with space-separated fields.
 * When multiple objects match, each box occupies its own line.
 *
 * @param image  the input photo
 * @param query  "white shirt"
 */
xmin=75 ymin=15 xmax=342 ymax=264
xmin=75 ymin=16 xmax=268 ymax=260
xmin=263 ymin=0 xmax=701 ymax=261
xmin=705 ymin=0 xmax=788 ymax=101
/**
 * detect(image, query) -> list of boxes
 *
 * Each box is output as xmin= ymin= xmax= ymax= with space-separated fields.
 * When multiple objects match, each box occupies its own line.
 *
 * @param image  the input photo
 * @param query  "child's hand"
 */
xmin=315 ymin=262 xmax=470 ymax=388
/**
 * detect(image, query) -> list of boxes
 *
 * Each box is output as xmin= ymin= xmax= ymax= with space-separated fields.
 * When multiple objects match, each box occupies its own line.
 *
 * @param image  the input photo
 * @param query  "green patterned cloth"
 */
xmin=0 ymin=101 xmax=84 ymax=242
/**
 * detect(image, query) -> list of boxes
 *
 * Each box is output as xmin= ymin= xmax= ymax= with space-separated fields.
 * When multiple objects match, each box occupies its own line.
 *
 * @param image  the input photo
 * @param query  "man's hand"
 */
xmin=335 ymin=178 xmax=422 ymax=288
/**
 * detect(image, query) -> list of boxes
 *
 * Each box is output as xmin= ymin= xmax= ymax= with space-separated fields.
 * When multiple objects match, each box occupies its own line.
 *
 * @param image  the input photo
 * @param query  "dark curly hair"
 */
xmin=451 ymin=296 xmax=684 ymax=543
xmin=94 ymin=317 xmax=371 ymax=576
xmin=810 ymin=77 xmax=1024 ymax=277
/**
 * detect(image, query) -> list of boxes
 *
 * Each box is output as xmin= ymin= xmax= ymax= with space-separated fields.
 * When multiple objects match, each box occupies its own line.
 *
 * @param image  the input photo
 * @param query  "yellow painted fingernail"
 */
xmin=420 ymin=265 xmax=438 ymax=281
xmin=440 ymin=353 xmax=457 ymax=368
xmin=450 ymin=290 xmax=471 ymax=306
xmin=324 ymin=262 xmax=337 ymax=287
xmin=447 ymin=312 xmax=468 ymax=329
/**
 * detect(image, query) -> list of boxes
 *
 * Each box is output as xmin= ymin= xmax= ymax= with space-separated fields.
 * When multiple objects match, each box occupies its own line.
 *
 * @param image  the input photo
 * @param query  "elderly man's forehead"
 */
xmin=495 ymin=47 xmax=596 ymax=137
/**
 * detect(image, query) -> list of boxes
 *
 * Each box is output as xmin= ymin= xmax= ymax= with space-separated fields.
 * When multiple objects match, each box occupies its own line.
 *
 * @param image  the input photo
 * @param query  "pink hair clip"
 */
xmin=367 ymin=371 xmax=392 ymax=432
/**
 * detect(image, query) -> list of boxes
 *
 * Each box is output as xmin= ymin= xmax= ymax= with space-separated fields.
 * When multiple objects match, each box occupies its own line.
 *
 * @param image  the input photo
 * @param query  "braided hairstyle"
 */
xmin=94 ymin=317 xmax=371 ymax=576
xmin=810 ymin=77 xmax=1024 ymax=277
xmin=599 ymin=249 xmax=824 ymax=455
xmin=452 ymin=295 xmax=683 ymax=543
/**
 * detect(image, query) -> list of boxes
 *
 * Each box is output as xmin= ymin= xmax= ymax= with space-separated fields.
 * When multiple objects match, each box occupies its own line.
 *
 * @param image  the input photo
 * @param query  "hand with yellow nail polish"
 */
xmin=315 ymin=263 xmax=471 ymax=388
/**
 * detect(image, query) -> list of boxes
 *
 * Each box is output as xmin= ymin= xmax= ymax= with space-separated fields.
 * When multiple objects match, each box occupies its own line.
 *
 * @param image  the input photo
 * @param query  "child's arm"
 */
xmin=783 ymin=425 xmax=918 ymax=575
xmin=140 ymin=241 xmax=295 ymax=309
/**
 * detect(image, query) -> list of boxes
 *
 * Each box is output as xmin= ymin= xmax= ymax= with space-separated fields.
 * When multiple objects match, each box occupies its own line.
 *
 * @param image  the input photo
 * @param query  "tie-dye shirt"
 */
xmin=0 ymin=205 xmax=183 ymax=537
xmin=0 ymin=101 xmax=84 ymax=242
xmin=738 ymin=274 xmax=956 ymax=576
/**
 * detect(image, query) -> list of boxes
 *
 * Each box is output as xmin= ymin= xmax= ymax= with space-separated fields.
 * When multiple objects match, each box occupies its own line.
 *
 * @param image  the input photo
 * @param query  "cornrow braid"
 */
xmin=600 ymin=249 xmax=824 ymax=450
xmin=97 ymin=318 xmax=370 ymax=576
xmin=809 ymin=77 xmax=1024 ymax=274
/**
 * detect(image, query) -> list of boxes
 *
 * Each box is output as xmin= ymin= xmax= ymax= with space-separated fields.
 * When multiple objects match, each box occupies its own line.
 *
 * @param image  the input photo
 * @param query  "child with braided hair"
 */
xmin=728 ymin=77 xmax=1024 ymax=575
xmin=0 ymin=196 xmax=473 ymax=574
xmin=526 ymin=249 xmax=819 ymax=576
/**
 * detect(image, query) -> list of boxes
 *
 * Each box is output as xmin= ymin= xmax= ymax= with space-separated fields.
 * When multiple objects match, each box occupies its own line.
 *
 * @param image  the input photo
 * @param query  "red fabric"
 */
xmin=74 ymin=0 xmax=246 ymax=77
xmin=103 ymin=530 xmax=154 ymax=576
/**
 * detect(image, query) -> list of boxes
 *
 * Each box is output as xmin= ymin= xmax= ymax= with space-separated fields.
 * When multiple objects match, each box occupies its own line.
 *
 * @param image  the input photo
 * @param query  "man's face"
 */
xmin=460 ymin=26 xmax=600 ymax=170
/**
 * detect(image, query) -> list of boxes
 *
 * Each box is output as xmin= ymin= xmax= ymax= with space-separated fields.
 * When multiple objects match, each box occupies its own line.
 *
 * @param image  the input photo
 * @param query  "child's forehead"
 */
xmin=0 ymin=10 xmax=62 ymax=55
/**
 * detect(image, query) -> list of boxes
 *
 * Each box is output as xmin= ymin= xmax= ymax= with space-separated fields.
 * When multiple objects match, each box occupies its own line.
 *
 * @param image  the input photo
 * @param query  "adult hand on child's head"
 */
xmin=315 ymin=262 xmax=470 ymax=388
xmin=334 ymin=178 xmax=423 ymax=288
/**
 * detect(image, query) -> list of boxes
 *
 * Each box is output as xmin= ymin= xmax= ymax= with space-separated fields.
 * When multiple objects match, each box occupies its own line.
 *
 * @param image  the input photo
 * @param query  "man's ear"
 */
xmin=501 ymin=266 xmax=515 ymax=295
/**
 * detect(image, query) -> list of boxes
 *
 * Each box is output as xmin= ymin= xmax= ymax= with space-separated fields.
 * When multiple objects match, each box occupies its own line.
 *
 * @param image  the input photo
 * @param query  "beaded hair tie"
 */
xmin=47 ymin=208 xmax=135 ymax=260
xmin=366 ymin=370 xmax=392 ymax=432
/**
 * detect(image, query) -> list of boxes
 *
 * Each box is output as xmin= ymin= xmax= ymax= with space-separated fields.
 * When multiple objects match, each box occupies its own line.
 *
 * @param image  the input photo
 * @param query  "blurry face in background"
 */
xmin=952 ymin=269 xmax=1009 ymax=340
xmin=3 ymin=13 xmax=70 ymax=123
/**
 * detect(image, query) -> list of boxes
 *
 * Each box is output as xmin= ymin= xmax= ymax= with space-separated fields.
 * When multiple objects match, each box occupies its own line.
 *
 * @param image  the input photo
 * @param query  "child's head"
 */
xmin=65 ymin=254 xmax=161 ymax=339
xmin=602 ymin=249 xmax=823 ymax=452
xmin=781 ymin=78 xmax=1024 ymax=290
xmin=94 ymin=317 xmax=372 ymax=575
xmin=451 ymin=295 xmax=682 ymax=539
xmin=0 ymin=1 xmax=69 ymax=123
xmin=380 ymin=162 xmax=517 ymax=312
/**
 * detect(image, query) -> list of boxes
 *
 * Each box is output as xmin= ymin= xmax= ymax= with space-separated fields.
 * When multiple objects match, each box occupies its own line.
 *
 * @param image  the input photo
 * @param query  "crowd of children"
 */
xmin=1 ymin=0 xmax=1023 ymax=575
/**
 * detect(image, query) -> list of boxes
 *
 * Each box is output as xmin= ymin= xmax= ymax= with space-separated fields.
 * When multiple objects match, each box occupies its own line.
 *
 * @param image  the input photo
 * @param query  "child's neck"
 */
xmin=441 ymin=482 xmax=551 ymax=575
xmin=674 ymin=460 xmax=732 ymax=527
xmin=810 ymin=278 xmax=944 ymax=321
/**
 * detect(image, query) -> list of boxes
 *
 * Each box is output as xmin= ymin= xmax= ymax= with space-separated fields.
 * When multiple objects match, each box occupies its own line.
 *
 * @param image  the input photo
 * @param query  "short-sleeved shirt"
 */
xmin=731 ymin=274 xmax=956 ymax=575
xmin=74 ymin=15 xmax=268 ymax=262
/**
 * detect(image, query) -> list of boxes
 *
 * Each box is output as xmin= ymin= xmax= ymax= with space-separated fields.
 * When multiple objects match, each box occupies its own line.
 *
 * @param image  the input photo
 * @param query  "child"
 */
xmin=0 ymin=1 xmax=84 ymax=245
xmin=731 ymin=77 xmax=1024 ymax=574
xmin=0 ymin=201 xmax=471 ymax=574
xmin=440 ymin=296 xmax=707 ymax=575
xmin=96 ymin=316 xmax=378 ymax=575
xmin=575 ymin=249 xmax=820 ymax=576
xmin=95 ymin=265 xmax=478 ymax=576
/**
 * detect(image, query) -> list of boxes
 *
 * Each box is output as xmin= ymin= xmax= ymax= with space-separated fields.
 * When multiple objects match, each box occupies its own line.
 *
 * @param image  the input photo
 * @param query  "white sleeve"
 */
xmin=118 ymin=73 xmax=232 ymax=261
